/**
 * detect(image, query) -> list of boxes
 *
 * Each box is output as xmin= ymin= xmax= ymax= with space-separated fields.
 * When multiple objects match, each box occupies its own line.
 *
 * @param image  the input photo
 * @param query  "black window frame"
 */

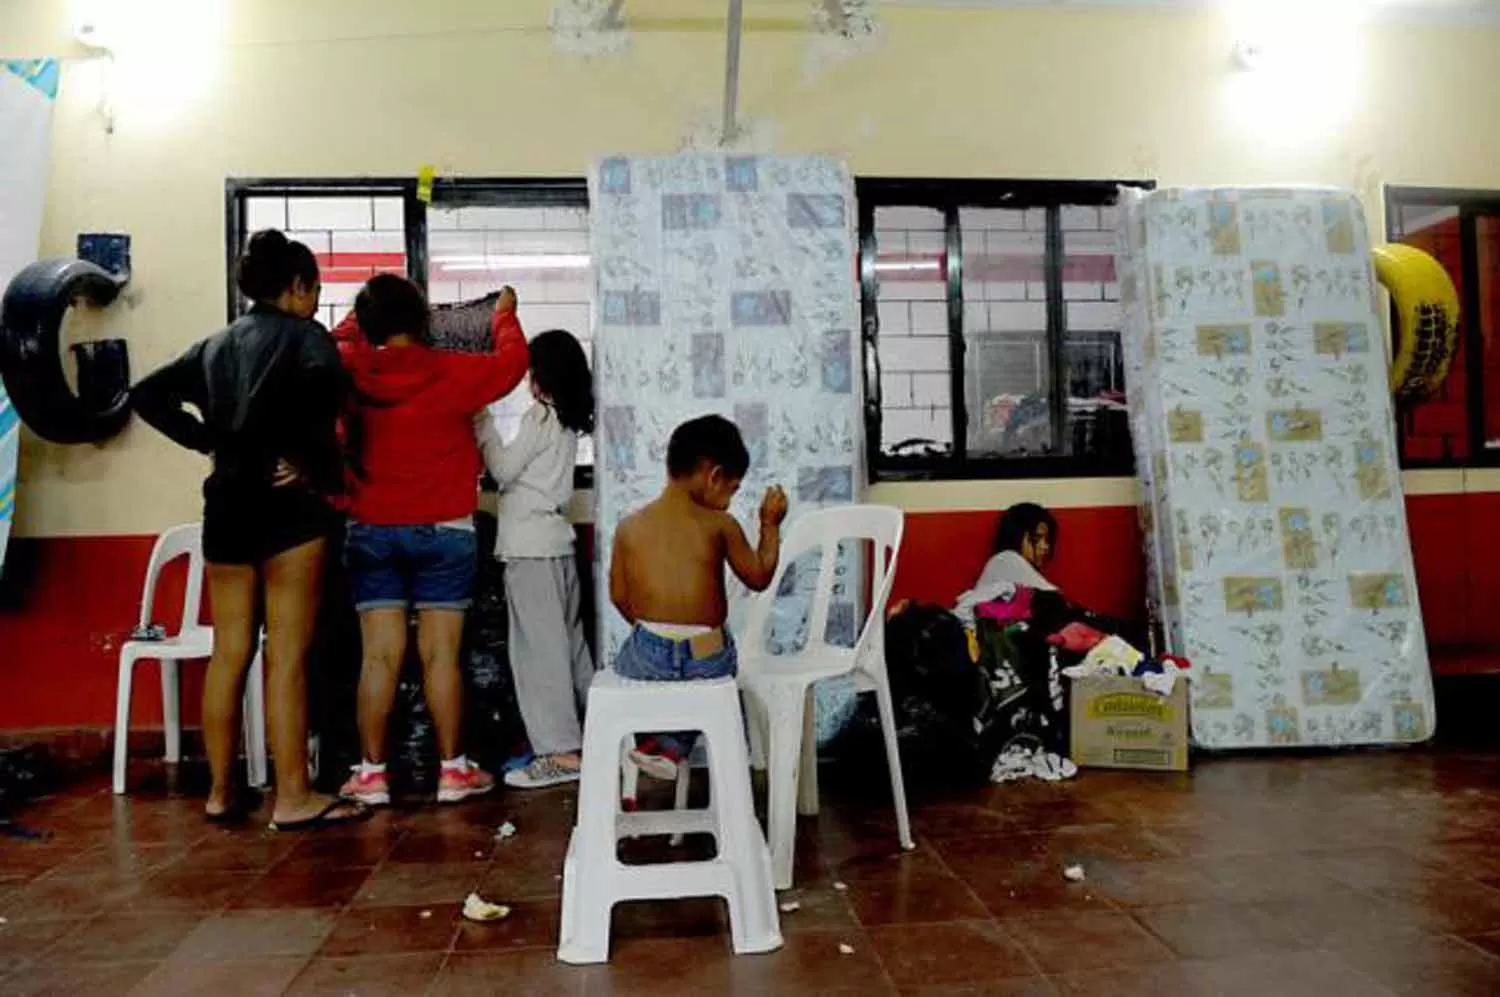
xmin=225 ymin=176 xmax=593 ymax=488
xmin=857 ymin=177 xmax=1153 ymax=482
xmin=1384 ymin=184 xmax=1500 ymax=470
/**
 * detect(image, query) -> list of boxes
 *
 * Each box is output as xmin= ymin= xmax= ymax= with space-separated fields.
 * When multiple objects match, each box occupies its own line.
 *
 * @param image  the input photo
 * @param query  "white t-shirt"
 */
xmin=475 ymin=403 xmax=578 ymax=559
xmin=953 ymin=550 xmax=1058 ymax=624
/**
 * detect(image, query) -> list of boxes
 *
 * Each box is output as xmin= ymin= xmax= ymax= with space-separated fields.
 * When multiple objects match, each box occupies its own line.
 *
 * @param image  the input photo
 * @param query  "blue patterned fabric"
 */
xmin=0 ymin=57 xmax=58 ymax=574
xmin=590 ymin=156 xmax=865 ymax=745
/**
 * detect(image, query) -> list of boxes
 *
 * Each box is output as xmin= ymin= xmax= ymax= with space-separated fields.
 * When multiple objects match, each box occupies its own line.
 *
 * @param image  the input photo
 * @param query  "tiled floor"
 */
xmin=7 ymin=750 xmax=1500 ymax=995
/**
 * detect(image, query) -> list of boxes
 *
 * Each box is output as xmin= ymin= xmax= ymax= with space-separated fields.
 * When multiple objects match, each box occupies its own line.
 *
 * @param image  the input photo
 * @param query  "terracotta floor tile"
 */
xmin=1306 ymin=846 xmax=1453 ymax=892
xmin=386 ymin=829 xmax=499 ymax=864
xmin=165 ymin=834 xmax=297 ymax=874
xmin=898 ymin=981 xmax=1060 ymax=997
xmin=1199 ymin=853 xmax=1346 ymax=904
xmin=760 ymin=886 xmax=862 ymax=935
xmin=1463 ymin=930 xmax=1500 ymax=961
xmin=0 ymin=845 xmax=91 ymax=879
xmin=1370 ymin=879 xmax=1500 ymax=936
xmin=1254 ymin=890 xmax=1436 ymax=948
xmin=120 ymin=870 xmax=261 ymax=913
xmin=1003 ymin=909 xmax=1173 ymax=973
xmin=1085 ymin=858 xmax=1220 ymax=909
xmin=48 ymin=843 xmax=185 ymax=881
xmin=6 ymin=958 xmax=162 ymax=997
xmin=172 ymin=909 xmax=337 ymax=962
xmin=274 ymin=826 xmax=401 ymax=869
xmin=0 ymin=872 xmax=138 ymax=920
xmin=352 ymin=861 xmax=484 ymax=907
xmin=937 ymin=848 xmax=1114 ymax=918
xmin=126 ymin=956 xmax=310 ymax=997
xmin=1184 ymin=949 xmax=1395 ymax=997
xmin=283 ymin=952 xmax=445 ymax=997
xmin=1133 ymin=901 xmax=1301 ymax=960
xmin=583 ymin=934 xmax=737 ymax=997
xmin=45 ymin=910 xmax=203 ymax=963
xmin=1051 ymin=961 xmax=1209 ymax=997
xmin=867 ymin=920 xmax=1037 ymax=988
xmin=0 ymin=917 xmax=89 ymax=973
xmin=230 ymin=866 xmax=371 ymax=910
xmin=847 ymin=868 xmax=991 ymax=926
xmin=16 ymin=749 xmax=1500 ymax=997
xmin=317 ymin=903 xmax=460 ymax=957
xmin=438 ymin=949 xmax=593 ymax=996
xmin=724 ymin=929 xmax=897 ymax=996
xmin=483 ymin=842 xmax=570 ymax=900
xmin=1335 ymin=935 xmax=1500 ymax=996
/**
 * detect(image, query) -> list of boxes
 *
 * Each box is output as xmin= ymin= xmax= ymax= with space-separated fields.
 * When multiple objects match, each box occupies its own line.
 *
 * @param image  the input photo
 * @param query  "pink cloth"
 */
xmin=1047 ymin=621 xmax=1109 ymax=654
xmin=974 ymin=586 xmax=1036 ymax=625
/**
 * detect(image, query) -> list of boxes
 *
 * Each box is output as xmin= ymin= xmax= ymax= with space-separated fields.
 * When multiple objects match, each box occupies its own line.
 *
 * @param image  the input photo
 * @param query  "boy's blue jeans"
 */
xmin=614 ymin=625 xmax=738 ymax=759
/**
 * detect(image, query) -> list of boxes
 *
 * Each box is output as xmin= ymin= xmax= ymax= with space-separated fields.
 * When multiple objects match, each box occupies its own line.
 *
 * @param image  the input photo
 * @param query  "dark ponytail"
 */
xmin=529 ymin=329 xmax=594 ymax=434
xmin=237 ymin=229 xmax=319 ymax=303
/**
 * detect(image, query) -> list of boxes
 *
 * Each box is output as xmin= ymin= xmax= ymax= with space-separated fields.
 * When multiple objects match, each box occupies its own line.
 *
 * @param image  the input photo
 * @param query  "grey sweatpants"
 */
xmin=504 ymin=556 xmax=596 ymax=756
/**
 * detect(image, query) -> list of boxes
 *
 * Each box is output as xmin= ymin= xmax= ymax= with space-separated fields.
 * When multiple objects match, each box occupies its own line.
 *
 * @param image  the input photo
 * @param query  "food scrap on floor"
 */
xmin=462 ymin=892 xmax=511 ymax=923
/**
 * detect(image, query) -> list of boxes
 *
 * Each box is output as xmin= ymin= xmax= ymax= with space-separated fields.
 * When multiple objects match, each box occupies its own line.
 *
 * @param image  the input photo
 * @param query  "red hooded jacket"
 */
xmin=333 ymin=307 xmax=529 ymax=526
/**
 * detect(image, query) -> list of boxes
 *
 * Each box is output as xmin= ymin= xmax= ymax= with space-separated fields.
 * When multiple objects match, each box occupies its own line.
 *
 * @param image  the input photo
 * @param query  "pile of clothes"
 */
xmin=879 ymin=571 xmax=1177 ymax=787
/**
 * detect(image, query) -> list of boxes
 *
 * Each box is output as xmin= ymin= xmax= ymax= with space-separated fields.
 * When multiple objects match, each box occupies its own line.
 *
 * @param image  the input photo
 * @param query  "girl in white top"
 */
xmin=954 ymin=503 xmax=1059 ymax=623
xmin=475 ymin=329 xmax=596 ymax=789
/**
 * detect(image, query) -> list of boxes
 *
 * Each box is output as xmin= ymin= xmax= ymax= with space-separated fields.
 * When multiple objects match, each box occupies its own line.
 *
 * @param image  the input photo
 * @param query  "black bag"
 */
xmin=878 ymin=603 xmax=995 ymax=784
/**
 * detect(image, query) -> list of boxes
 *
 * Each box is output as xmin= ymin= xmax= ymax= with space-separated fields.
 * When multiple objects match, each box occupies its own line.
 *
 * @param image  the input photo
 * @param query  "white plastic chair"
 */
xmin=558 ymin=671 xmax=782 ymax=965
xmin=738 ymin=505 xmax=914 ymax=890
xmin=112 ymin=523 xmax=267 ymax=795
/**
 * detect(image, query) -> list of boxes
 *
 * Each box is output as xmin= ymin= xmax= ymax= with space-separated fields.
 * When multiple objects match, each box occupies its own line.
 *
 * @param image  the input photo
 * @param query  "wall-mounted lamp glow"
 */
xmin=66 ymin=0 xmax=228 ymax=135
xmin=1223 ymin=0 xmax=1365 ymax=150
xmin=70 ymin=0 xmax=115 ymax=51
xmin=1232 ymin=39 xmax=1269 ymax=71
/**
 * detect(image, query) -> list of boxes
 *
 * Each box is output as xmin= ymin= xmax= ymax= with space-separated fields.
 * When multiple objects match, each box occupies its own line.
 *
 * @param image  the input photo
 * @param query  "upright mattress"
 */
xmin=588 ymin=156 xmax=866 ymax=742
xmin=1117 ymin=187 xmax=1434 ymax=750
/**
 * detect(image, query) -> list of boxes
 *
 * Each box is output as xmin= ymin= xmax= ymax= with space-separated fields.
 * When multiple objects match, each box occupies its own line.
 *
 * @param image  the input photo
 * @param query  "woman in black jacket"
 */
xmin=132 ymin=230 xmax=367 ymax=830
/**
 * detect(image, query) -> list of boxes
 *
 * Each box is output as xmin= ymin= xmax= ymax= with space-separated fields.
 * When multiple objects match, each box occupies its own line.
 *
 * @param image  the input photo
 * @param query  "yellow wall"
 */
xmin=4 ymin=0 xmax=1500 ymax=535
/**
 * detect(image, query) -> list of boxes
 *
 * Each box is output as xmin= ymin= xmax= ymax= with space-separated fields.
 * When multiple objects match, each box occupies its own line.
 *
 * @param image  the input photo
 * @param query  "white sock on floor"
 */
xmin=441 ymin=755 xmax=470 ymax=772
xmin=359 ymin=760 xmax=387 ymax=776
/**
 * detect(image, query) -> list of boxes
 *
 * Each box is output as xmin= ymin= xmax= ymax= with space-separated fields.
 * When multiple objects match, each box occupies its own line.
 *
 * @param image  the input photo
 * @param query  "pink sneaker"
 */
xmin=339 ymin=767 xmax=391 ymax=806
xmin=437 ymin=760 xmax=495 ymax=804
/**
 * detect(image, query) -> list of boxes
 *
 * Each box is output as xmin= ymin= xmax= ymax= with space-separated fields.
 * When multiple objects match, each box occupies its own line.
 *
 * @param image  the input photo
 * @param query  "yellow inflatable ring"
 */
xmin=1372 ymin=243 xmax=1461 ymax=402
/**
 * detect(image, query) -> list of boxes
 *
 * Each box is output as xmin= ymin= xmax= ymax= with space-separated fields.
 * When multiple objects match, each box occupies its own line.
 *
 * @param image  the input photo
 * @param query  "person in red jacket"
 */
xmin=332 ymin=275 xmax=528 ymax=806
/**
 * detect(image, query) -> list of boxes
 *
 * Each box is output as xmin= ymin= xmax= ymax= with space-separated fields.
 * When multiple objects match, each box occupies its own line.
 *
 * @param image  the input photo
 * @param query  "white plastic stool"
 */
xmin=112 ymin=523 xmax=268 ymax=795
xmin=558 ymin=671 xmax=782 ymax=965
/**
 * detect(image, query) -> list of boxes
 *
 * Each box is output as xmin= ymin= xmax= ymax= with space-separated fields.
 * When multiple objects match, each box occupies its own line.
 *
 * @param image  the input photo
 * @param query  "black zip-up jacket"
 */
xmin=131 ymin=305 xmax=348 ymax=495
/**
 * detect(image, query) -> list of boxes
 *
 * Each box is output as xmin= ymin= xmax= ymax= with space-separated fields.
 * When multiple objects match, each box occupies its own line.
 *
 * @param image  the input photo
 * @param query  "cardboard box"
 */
xmin=1069 ymin=676 xmax=1189 ymax=772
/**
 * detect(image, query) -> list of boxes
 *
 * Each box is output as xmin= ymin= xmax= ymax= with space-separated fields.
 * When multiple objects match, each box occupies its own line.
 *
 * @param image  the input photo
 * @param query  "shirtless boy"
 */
xmin=609 ymin=414 xmax=789 ymax=779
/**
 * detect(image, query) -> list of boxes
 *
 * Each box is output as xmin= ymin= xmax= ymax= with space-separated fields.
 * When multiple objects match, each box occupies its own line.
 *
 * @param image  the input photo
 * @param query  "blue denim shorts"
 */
xmin=613 ymin=626 xmax=738 ymax=682
xmin=345 ymin=522 xmax=477 ymax=613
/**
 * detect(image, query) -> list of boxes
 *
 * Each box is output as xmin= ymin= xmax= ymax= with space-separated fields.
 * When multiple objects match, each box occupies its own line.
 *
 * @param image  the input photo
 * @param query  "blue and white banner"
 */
xmin=0 ymin=58 xmax=58 ymax=572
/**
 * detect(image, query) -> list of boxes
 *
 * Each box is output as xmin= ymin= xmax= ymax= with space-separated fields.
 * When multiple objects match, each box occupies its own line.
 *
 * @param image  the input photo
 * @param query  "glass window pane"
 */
xmin=958 ymin=206 xmax=1050 ymax=457
xmin=874 ymin=205 xmax=951 ymax=457
xmin=1392 ymin=204 xmax=1467 ymax=462
xmin=1061 ymin=209 xmax=1129 ymax=463
xmin=428 ymin=202 xmax=592 ymax=463
xmin=242 ymin=193 xmax=407 ymax=334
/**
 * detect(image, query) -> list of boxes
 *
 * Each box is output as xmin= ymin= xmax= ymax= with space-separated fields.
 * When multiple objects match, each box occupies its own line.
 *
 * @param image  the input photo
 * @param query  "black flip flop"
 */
xmin=269 ymin=796 xmax=373 ymax=833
